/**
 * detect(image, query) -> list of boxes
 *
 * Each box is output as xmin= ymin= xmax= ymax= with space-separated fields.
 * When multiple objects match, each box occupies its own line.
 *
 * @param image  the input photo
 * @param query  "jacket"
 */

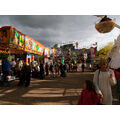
xmin=78 ymin=90 xmax=100 ymax=105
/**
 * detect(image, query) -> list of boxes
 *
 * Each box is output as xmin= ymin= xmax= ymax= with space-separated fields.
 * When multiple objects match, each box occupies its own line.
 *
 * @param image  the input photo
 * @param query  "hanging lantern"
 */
xmin=95 ymin=16 xmax=115 ymax=33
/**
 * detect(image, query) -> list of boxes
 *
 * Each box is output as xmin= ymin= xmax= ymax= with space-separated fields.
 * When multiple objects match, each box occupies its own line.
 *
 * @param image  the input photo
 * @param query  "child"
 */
xmin=78 ymin=80 xmax=100 ymax=105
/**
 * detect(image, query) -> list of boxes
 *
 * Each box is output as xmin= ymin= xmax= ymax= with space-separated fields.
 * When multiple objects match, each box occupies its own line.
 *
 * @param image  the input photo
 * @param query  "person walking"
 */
xmin=18 ymin=62 xmax=26 ymax=86
xmin=45 ymin=62 xmax=49 ymax=76
xmin=66 ymin=63 xmax=69 ymax=72
xmin=81 ymin=62 xmax=85 ymax=72
xmin=54 ymin=64 xmax=58 ymax=77
xmin=11 ymin=59 xmax=16 ymax=76
xmin=49 ymin=63 xmax=54 ymax=78
xmin=16 ymin=61 xmax=22 ymax=79
xmin=25 ymin=63 xmax=32 ymax=87
xmin=93 ymin=59 xmax=117 ymax=105
xmin=63 ymin=63 xmax=67 ymax=77
xmin=40 ymin=62 xmax=44 ymax=80
xmin=68 ymin=63 xmax=71 ymax=72
xmin=59 ymin=63 xmax=63 ymax=77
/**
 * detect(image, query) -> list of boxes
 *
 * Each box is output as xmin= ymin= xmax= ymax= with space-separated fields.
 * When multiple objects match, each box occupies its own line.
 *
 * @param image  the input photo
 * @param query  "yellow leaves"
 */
xmin=97 ymin=42 xmax=114 ymax=58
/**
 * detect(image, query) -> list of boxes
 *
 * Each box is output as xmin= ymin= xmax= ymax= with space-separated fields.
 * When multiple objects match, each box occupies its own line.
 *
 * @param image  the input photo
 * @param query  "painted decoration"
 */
xmin=0 ymin=26 xmax=45 ymax=55
xmin=2 ymin=28 xmax=10 ymax=43
xmin=38 ymin=47 xmax=44 ymax=54
xmin=10 ymin=29 xmax=18 ymax=45
xmin=29 ymin=39 xmax=33 ymax=49
xmin=25 ymin=38 xmax=44 ymax=55
xmin=10 ymin=29 xmax=25 ymax=47
xmin=19 ymin=35 xmax=25 ymax=47
xmin=10 ymin=27 xmax=45 ymax=55
xmin=25 ymin=38 xmax=31 ymax=50
xmin=36 ymin=44 xmax=39 ymax=51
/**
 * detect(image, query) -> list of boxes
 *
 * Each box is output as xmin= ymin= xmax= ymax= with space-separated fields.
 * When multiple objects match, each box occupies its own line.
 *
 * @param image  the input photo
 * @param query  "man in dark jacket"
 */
xmin=82 ymin=62 xmax=85 ymax=72
xmin=2 ymin=57 xmax=11 ymax=81
xmin=40 ymin=62 xmax=44 ymax=79
xmin=49 ymin=63 xmax=54 ymax=78
xmin=25 ymin=63 xmax=32 ymax=87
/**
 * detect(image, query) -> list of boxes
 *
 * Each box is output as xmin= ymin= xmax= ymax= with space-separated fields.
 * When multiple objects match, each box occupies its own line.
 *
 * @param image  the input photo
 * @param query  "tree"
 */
xmin=53 ymin=44 xmax=58 ymax=49
xmin=97 ymin=42 xmax=114 ymax=58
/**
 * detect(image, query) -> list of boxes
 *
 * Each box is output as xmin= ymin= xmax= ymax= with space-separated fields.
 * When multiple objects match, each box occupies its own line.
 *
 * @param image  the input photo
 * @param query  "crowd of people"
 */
xmin=1 ymin=57 xmax=79 ymax=87
xmin=32 ymin=61 xmax=71 ymax=79
xmin=1 ymin=57 xmax=120 ymax=105
xmin=1 ymin=58 xmax=32 ymax=87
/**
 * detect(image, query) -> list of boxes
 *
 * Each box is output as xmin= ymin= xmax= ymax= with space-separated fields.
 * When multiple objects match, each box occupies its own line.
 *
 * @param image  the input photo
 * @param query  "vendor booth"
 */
xmin=0 ymin=26 xmax=45 ymax=85
xmin=0 ymin=26 xmax=45 ymax=63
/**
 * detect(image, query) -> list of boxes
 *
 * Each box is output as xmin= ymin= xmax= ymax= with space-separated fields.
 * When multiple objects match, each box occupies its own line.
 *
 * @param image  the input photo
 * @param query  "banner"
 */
xmin=10 ymin=29 xmax=18 ymax=45
xmin=0 ymin=26 xmax=45 ymax=55
xmin=10 ymin=29 xmax=25 ymax=47
xmin=19 ymin=35 xmax=25 ymax=47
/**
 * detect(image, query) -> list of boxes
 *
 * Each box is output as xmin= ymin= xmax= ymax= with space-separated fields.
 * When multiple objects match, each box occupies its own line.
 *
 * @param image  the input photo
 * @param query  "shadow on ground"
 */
xmin=0 ymin=72 xmax=119 ymax=105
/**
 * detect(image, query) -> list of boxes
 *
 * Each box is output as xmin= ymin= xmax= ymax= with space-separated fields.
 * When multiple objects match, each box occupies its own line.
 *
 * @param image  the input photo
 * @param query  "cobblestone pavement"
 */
xmin=0 ymin=72 xmax=119 ymax=105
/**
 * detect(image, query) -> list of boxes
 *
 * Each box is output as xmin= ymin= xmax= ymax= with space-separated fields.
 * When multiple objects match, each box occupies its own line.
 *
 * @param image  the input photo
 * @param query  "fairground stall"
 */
xmin=0 ymin=26 xmax=45 ymax=64
xmin=0 ymin=26 xmax=45 ymax=83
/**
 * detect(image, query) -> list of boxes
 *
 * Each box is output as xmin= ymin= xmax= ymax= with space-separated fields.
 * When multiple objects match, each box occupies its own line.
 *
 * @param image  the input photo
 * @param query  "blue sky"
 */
xmin=0 ymin=15 xmax=120 ymax=50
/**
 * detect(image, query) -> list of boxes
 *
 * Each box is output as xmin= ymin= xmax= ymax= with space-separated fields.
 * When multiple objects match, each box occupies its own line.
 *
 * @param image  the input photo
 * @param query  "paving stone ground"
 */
xmin=0 ymin=72 xmax=119 ymax=105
